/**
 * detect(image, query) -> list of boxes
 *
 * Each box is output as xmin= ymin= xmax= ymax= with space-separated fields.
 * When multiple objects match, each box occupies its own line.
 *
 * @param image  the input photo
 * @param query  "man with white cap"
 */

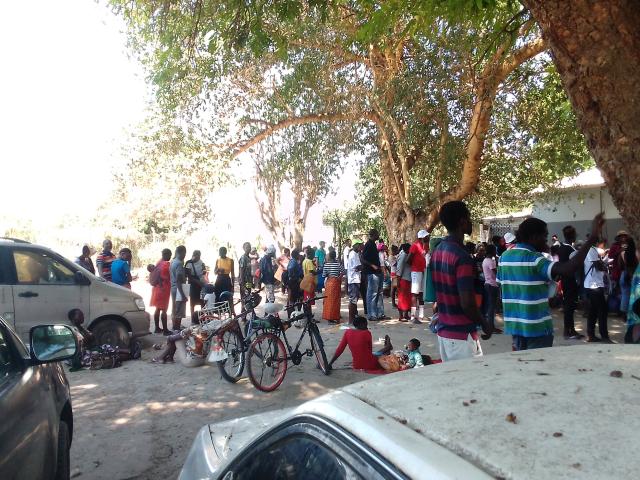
xmin=406 ymin=229 xmax=429 ymax=323
xmin=503 ymin=232 xmax=516 ymax=249
xmin=260 ymin=245 xmax=277 ymax=303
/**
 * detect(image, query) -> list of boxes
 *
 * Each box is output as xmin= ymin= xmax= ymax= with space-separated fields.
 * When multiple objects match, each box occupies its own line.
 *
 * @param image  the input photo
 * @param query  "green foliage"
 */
xmin=108 ymin=0 xmax=595 ymax=240
xmin=110 ymin=113 xmax=226 ymax=240
xmin=323 ymin=161 xmax=387 ymax=243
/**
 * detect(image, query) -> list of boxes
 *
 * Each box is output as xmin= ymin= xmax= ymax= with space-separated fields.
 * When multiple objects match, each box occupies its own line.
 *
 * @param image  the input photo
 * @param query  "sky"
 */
xmin=1 ymin=0 xmax=148 ymax=223
xmin=0 ymin=0 xmax=356 ymax=248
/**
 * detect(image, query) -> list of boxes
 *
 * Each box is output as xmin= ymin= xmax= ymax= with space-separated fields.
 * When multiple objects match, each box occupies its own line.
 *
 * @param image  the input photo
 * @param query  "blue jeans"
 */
xmin=512 ymin=334 xmax=554 ymax=351
xmin=366 ymin=273 xmax=383 ymax=320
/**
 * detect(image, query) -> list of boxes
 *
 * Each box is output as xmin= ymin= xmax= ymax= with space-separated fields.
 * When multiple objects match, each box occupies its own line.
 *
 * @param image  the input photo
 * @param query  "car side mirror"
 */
xmin=74 ymin=271 xmax=90 ymax=285
xmin=30 ymin=325 xmax=78 ymax=364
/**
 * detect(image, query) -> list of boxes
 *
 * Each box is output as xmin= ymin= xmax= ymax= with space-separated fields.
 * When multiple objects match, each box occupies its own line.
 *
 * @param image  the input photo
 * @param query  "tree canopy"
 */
xmin=109 ymin=0 xmax=595 ymax=242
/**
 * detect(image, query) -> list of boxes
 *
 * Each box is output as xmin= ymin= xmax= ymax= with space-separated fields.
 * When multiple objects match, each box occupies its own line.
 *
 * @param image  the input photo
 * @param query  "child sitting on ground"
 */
xmin=405 ymin=338 xmax=434 ymax=367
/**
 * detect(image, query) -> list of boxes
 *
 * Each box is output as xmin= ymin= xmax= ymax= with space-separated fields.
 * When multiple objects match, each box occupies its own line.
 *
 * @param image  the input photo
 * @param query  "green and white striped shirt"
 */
xmin=497 ymin=244 xmax=556 ymax=337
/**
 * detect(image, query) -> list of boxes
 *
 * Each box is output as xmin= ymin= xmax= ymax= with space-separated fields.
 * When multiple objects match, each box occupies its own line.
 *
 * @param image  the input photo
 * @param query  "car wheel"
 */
xmin=91 ymin=319 xmax=129 ymax=350
xmin=54 ymin=421 xmax=70 ymax=480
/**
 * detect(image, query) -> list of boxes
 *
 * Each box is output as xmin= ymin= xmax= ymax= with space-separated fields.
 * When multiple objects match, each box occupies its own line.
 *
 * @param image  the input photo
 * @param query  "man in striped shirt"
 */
xmin=96 ymin=239 xmax=116 ymax=281
xmin=431 ymin=201 xmax=492 ymax=361
xmin=498 ymin=214 xmax=605 ymax=350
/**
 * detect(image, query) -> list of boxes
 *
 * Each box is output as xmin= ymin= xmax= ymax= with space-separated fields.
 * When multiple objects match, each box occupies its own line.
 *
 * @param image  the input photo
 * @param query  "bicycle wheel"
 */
xmin=309 ymin=324 xmax=330 ymax=375
xmin=217 ymin=329 xmax=245 ymax=383
xmin=247 ymin=333 xmax=287 ymax=392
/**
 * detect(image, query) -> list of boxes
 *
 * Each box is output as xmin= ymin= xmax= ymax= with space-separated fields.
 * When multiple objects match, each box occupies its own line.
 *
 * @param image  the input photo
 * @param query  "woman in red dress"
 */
xmin=396 ymin=243 xmax=412 ymax=321
xmin=328 ymin=316 xmax=394 ymax=372
xmin=150 ymin=249 xmax=172 ymax=335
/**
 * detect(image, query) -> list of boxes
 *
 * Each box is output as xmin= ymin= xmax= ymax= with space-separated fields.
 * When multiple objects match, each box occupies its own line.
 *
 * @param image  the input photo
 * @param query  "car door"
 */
xmin=0 ymin=321 xmax=51 ymax=480
xmin=10 ymin=248 xmax=90 ymax=341
xmin=0 ymin=250 xmax=14 ymax=329
xmin=219 ymin=418 xmax=404 ymax=480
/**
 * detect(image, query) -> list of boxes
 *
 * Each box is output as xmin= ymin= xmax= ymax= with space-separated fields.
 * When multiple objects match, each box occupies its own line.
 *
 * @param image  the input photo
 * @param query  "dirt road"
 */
xmin=68 ymin=289 xmax=627 ymax=479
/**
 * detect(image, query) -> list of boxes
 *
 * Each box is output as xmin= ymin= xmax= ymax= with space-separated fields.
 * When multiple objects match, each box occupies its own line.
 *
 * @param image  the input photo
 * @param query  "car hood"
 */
xmin=178 ymin=409 xmax=294 ymax=480
xmin=90 ymin=276 xmax=143 ymax=302
xmin=341 ymin=344 xmax=640 ymax=480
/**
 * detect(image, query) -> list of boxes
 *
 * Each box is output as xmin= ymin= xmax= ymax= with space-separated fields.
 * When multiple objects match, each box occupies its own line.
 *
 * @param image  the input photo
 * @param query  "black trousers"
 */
xmin=562 ymin=285 xmax=578 ymax=335
xmin=359 ymin=275 xmax=368 ymax=315
xmin=586 ymin=288 xmax=609 ymax=339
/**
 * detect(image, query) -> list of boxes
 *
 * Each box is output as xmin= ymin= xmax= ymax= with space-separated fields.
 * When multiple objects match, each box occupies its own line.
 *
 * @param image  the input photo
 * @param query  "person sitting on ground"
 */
xmin=67 ymin=308 xmax=133 ymax=368
xmin=405 ymin=338 xmax=425 ymax=368
xmin=68 ymin=308 xmax=93 ymax=371
xmin=151 ymin=321 xmax=217 ymax=366
xmin=328 ymin=316 xmax=397 ymax=372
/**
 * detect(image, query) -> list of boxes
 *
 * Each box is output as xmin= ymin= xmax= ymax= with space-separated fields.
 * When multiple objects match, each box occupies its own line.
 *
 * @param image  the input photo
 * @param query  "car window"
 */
xmin=13 ymin=250 xmax=75 ymax=285
xmin=229 ymin=434 xmax=361 ymax=480
xmin=0 ymin=327 xmax=18 ymax=379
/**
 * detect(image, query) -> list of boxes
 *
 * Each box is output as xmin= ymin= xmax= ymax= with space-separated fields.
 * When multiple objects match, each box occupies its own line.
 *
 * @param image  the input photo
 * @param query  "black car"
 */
xmin=0 ymin=316 xmax=78 ymax=480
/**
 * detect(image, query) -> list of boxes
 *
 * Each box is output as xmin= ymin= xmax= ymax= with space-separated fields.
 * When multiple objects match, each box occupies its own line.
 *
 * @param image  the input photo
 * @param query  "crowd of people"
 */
xmin=71 ymin=201 xmax=639 ymax=371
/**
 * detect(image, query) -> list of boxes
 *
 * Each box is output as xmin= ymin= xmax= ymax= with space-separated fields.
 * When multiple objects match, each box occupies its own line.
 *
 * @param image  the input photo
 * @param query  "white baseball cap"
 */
xmin=417 ymin=229 xmax=429 ymax=239
xmin=504 ymin=232 xmax=516 ymax=244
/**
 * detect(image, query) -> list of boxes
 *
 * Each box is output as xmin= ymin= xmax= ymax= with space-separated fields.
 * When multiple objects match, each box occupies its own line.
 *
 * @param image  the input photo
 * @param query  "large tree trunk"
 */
xmin=380 ymin=149 xmax=422 ymax=244
xmin=522 ymin=0 xmax=640 ymax=238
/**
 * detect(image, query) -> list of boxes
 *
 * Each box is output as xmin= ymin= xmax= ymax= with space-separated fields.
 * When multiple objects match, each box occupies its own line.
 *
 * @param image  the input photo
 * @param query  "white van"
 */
xmin=0 ymin=238 xmax=150 ymax=348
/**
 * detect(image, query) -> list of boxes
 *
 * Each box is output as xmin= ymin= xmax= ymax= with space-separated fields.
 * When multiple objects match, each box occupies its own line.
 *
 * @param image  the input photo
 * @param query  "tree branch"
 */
xmin=426 ymin=35 xmax=548 ymax=230
xmin=230 ymin=111 xmax=376 ymax=157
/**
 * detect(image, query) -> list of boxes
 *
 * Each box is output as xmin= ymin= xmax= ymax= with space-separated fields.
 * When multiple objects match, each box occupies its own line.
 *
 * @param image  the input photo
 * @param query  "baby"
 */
xmin=405 ymin=338 xmax=431 ymax=368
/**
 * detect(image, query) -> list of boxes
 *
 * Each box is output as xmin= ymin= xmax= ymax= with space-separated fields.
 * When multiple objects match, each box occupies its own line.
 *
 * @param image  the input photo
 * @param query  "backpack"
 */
xmin=281 ymin=268 xmax=289 ymax=287
xmin=149 ymin=266 xmax=162 ymax=287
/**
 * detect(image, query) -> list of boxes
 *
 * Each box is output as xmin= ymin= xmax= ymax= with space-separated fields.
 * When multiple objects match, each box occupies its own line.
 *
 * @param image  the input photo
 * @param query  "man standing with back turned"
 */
xmin=499 ymin=213 xmax=605 ymax=350
xmin=557 ymin=225 xmax=584 ymax=340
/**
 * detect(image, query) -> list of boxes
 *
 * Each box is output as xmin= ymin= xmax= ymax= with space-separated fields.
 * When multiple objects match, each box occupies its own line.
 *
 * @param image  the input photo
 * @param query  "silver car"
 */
xmin=0 ymin=316 xmax=78 ymax=480
xmin=180 ymin=345 xmax=640 ymax=479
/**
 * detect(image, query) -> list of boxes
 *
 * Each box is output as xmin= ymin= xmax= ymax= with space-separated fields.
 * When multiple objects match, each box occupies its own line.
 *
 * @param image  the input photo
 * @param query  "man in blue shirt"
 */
xmin=111 ymin=248 xmax=133 ymax=289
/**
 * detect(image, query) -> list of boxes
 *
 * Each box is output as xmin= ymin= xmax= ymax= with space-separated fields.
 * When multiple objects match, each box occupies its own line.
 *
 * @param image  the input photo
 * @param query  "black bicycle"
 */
xmin=246 ymin=296 xmax=330 ymax=392
xmin=214 ymin=290 xmax=282 ymax=383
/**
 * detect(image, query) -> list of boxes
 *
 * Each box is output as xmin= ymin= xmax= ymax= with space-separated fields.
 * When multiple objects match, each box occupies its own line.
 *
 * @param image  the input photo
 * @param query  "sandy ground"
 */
xmin=67 ymin=283 xmax=628 ymax=479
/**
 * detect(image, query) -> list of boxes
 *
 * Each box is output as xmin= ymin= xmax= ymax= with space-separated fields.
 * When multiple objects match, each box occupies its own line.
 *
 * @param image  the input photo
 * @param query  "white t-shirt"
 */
xmin=347 ymin=250 xmax=361 ymax=285
xmin=204 ymin=293 xmax=217 ymax=309
xmin=343 ymin=246 xmax=350 ymax=269
xmin=582 ymin=247 xmax=606 ymax=289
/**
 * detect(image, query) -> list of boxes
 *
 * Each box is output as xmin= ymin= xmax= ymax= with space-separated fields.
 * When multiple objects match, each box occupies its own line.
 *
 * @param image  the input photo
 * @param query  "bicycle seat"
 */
xmin=263 ymin=303 xmax=285 ymax=315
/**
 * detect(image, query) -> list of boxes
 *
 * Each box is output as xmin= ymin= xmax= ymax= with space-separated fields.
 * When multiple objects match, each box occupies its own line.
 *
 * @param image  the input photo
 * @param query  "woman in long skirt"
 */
xmin=396 ymin=244 xmax=412 ymax=322
xmin=150 ymin=249 xmax=172 ymax=334
xmin=322 ymin=251 xmax=344 ymax=324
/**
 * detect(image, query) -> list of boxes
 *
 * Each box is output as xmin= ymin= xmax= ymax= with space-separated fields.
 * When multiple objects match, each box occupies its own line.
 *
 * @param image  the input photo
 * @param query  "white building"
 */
xmin=482 ymin=167 xmax=626 ymax=243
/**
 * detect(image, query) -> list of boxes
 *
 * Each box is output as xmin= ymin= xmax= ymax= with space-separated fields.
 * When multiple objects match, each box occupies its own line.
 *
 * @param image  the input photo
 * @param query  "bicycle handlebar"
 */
xmin=232 ymin=287 xmax=264 ymax=306
xmin=288 ymin=295 xmax=327 ymax=309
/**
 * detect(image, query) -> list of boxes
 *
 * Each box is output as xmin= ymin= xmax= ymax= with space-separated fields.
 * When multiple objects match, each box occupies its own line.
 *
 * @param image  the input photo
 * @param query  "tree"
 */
xmin=520 ymin=0 xmax=640 ymax=238
xmin=254 ymin=124 xmax=346 ymax=249
xmin=111 ymin=115 xmax=222 ymax=239
xmin=109 ymin=1 xmax=595 ymax=241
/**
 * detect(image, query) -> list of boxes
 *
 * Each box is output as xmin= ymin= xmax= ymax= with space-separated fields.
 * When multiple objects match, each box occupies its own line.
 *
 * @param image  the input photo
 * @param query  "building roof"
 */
xmin=557 ymin=166 xmax=605 ymax=188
